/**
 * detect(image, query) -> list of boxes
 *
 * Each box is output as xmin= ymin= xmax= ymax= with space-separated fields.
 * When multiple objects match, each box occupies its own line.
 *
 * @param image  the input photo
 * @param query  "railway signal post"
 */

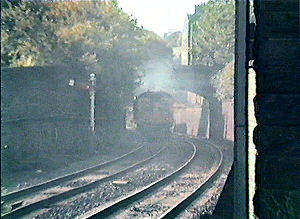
xmin=89 ymin=73 xmax=96 ymax=132
xmin=69 ymin=73 xmax=96 ymax=133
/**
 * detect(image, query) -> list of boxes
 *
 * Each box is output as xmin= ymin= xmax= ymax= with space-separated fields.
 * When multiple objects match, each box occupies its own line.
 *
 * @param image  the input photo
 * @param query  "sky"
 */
xmin=118 ymin=0 xmax=208 ymax=36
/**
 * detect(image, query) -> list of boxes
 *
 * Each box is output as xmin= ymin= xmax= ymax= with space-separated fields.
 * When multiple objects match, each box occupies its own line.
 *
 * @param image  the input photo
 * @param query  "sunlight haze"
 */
xmin=118 ymin=0 xmax=208 ymax=36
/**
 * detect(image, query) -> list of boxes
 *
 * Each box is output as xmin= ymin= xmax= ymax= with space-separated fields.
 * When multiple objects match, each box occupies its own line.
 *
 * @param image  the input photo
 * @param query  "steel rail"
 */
xmin=159 ymin=141 xmax=224 ymax=219
xmin=2 ymin=144 xmax=165 ymax=219
xmin=80 ymin=140 xmax=197 ymax=219
xmin=2 ymin=143 xmax=145 ymax=203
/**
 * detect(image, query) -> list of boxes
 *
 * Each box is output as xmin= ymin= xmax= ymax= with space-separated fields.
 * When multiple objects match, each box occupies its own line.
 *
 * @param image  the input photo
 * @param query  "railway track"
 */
xmin=159 ymin=141 xmax=223 ymax=219
xmin=2 ymin=138 xmax=224 ymax=219
xmin=79 ymin=140 xmax=223 ymax=219
xmin=1 ymin=142 xmax=163 ymax=219
xmin=32 ymin=138 xmax=194 ymax=219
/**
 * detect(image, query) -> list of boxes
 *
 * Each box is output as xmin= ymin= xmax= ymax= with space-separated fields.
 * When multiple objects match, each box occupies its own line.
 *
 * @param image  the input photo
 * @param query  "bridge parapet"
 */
xmin=172 ymin=64 xmax=220 ymax=98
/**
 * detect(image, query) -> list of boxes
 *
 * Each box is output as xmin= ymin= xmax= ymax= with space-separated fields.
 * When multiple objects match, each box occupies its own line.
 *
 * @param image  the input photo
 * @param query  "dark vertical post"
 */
xmin=209 ymin=97 xmax=225 ymax=140
xmin=198 ymin=99 xmax=209 ymax=138
xmin=234 ymin=0 xmax=249 ymax=218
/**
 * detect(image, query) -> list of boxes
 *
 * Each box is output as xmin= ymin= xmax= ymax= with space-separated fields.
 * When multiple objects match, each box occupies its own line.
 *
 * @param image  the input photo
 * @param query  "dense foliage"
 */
xmin=1 ymin=0 xmax=171 ymax=111
xmin=1 ymin=0 xmax=171 ymax=177
xmin=190 ymin=0 xmax=234 ymax=100
xmin=191 ymin=0 xmax=234 ymax=66
xmin=211 ymin=61 xmax=234 ymax=100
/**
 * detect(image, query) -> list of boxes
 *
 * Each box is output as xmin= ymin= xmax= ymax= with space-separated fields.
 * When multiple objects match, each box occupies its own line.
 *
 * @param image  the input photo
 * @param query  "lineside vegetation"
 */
xmin=1 ymin=0 xmax=171 ymax=111
xmin=190 ymin=0 xmax=235 ymax=101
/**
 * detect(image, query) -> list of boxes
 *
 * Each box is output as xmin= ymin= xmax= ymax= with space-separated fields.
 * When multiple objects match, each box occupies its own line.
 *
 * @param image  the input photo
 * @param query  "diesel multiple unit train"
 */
xmin=133 ymin=91 xmax=174 ymax=139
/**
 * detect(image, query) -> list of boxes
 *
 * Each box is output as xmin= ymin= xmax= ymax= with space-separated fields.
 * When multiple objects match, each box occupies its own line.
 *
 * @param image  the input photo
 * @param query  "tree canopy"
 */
xmin=1 ymin=0 xmax=171 ymax=115
xmin=190 ymin=0 xmax=235 ymax=100
xmin=191 ymin=0 xmax=234 ymax=67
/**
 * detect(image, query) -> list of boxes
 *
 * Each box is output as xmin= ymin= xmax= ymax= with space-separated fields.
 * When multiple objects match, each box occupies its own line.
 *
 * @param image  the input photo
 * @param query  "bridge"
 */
xmin=172 ymin=64 xmax=227 ymax=140
xmin=1 ymin=62 xmax=230 ymax=150
xmin=135 ymin=62 xmax=228 ymax=140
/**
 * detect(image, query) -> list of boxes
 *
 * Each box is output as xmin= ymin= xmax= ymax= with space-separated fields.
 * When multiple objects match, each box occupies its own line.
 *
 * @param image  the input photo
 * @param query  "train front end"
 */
xmin=134 ymin=91 xmax=174 ymax=141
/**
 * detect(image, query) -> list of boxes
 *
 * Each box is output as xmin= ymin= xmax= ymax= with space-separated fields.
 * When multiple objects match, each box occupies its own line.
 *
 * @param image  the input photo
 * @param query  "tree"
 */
xmin=191 ymin=0 xmax=235 ymax=67
xmin=189 ymin=0 xmax=235 ymax=101
xmin=1 ymin=0 xmax=171 ymax=117
xmin=1 ymin=1 xmax=57 ymax=66
xmin=211 ymin=61 xmax=234 ymax=100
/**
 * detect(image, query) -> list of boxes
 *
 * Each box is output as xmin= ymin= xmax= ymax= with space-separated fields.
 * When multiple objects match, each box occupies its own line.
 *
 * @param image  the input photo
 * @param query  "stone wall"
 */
xmin=253 ymin=0 xmax=300 ymax=217
xmin=1 ymin=66 xmax=123 ymax=171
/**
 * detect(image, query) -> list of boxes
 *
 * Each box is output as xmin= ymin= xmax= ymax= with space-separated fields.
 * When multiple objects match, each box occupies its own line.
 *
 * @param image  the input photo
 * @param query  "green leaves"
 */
xmin=1 ymin=1 xmax=58 ymax=66
xmin=191 ymin=0 xmax=235 ymax=100
xmin=1 ymin=0 xmax=170 ymax=117
xmin=191 ymin=0 xmax=234 ymax=67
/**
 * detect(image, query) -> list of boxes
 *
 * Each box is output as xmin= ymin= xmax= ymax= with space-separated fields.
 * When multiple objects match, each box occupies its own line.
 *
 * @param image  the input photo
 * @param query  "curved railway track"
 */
xmin=159 ymin=142 xmax=223 ymax=219
xmin=1 ymin=142 xmax=164 ymax=219
xmin=2 ymin=138 xmax=224 ymax=219
xmin=79 ymin=140 xmax=223 ymax=219
xmin=2 ymin=144 xmax=145 ymax=202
